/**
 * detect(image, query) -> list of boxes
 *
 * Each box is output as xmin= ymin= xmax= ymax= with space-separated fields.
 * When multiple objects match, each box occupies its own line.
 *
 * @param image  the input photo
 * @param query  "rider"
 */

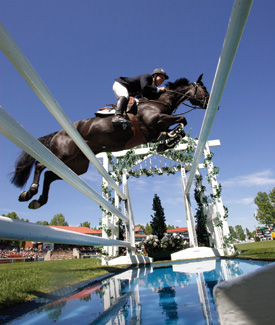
xmin=112 ymin=68 xmax=169 ymax=126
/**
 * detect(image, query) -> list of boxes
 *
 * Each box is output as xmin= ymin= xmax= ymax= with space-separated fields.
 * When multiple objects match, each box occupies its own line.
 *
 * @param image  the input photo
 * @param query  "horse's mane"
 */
xmin=166 ymin=78 xmax=189 ymax=90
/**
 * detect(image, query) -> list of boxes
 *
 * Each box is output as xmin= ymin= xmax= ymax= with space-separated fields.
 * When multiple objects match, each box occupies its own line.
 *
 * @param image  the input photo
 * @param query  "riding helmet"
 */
xmin=151 ymin=68 xmax=169 ymax=80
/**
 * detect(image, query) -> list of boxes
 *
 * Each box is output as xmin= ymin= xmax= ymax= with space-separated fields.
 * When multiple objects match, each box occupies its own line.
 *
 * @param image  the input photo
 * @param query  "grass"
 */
xmin=0 ymin=258 xmax=126 ymax=309
xmin=235 ymin=240 xmax=275 ymax=260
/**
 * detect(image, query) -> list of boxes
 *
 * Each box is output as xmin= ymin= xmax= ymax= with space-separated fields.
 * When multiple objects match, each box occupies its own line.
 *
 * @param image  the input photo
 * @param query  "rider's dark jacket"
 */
xmin=115 ymin=74 xmax=160 ymax=99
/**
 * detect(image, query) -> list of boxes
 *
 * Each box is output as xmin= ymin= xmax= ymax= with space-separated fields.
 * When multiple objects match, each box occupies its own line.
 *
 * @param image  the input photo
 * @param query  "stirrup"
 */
xmin=112 ymin=115 xmax=132 ymax=130
xmin=112 ymin=115 xmax=126 ymax=124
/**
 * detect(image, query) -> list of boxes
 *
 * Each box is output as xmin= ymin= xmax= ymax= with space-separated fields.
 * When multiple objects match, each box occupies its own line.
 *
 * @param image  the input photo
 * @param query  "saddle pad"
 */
xmin=95 ymin=107 xmax=115 ymax=117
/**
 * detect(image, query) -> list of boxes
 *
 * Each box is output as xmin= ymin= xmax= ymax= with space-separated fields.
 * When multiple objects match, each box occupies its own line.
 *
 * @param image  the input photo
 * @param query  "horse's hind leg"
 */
xmin=28 ymin=154 xmax=90 ymax=209
xmin=19 ymin=162 xmax=46 ymax=202
xmin=28 ymin=171 xmax=61 ymax=209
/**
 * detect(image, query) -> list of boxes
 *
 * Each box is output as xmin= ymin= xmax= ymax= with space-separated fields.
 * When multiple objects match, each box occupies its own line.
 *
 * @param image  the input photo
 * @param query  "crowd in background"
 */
xmin=0 ymin=246 xmax=45 ymax=260
xmin=0 ymin=244 xmax=100 ymax=261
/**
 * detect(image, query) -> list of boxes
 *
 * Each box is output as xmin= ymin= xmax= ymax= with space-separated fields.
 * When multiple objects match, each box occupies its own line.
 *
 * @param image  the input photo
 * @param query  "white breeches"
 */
xmin=113 ymin=81 xmax=129 ymax=99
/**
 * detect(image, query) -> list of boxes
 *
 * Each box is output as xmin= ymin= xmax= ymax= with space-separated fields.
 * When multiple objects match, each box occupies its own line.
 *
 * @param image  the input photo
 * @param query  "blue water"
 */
xmin=6 ymin=258 xmax=272 ymax=324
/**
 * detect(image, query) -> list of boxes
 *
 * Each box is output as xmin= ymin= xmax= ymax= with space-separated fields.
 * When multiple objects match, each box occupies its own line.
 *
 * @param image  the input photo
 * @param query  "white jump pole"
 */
xmin=0 ymin=106 xmax=129 ymax=224
xmin=185 ymin=0 xmax=253 ymax=194
xmin=0 ymin=216 xmax=130 ymax=247
xmin=0 ymin=21 xmax=126 ymax=201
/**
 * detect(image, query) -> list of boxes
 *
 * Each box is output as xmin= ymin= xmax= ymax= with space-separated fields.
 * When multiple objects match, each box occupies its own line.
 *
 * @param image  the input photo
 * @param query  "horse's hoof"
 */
xmin=19 ymin=191 xmax=29 ymax=202
xmin=168 ymin=123 xmax=184 ymax=138
xmin=157 ymin=144 xmax=167 ymax=153
xmin=28 ymin=200 xmax=41 ymax=209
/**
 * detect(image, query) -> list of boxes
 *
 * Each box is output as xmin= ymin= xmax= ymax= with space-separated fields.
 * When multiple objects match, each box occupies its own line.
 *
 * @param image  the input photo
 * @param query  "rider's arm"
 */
xmin=140 ymin=74 xmax=159 ymax=97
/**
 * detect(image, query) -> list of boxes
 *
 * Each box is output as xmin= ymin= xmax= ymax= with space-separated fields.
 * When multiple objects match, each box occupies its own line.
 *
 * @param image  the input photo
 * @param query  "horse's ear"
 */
xmin=197 ymin=74 xmax=203 ymax=83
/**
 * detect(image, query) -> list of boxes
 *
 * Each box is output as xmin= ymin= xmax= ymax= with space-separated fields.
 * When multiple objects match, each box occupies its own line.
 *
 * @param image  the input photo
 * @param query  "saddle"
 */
xmin=95 ymin=97 xmax=137 ymax=117
xmin=95 ymin=97 xmax=146 ymax=149
xmin=95 ymin=98 xmax=185 ymax=151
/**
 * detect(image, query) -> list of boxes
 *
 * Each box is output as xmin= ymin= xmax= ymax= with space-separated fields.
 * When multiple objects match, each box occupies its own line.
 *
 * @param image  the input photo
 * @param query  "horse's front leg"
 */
xmin=156 ymin=115 xmax=187 ymax=152
xmin=155 ymin=114 xmax=187 ymax=141
xmin=157 ymin=114 xmax=187 ymax=131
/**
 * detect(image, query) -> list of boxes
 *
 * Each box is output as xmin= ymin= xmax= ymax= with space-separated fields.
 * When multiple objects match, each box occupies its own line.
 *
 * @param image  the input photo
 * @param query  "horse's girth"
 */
xmin=124 ymin=113 xmax=147 ymax=149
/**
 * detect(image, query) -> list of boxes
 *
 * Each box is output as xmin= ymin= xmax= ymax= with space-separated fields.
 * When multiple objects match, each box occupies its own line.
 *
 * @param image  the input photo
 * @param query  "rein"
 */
xmin=166 ymin=82 xmax=206 ymax=107
xmin=163 ymin=82 xmax=207 ymax=115
xmin=137 ymin=82 xmax=207 ymax=116
xmin=141 ymin=98 xmax=204 ymax=116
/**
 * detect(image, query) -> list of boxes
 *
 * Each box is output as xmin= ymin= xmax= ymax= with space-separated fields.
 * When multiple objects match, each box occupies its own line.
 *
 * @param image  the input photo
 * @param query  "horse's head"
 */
xmin=188 ymin=74 xmax=209 ymax=109
xmin=165 ymin=74 xmax=209 ymax=110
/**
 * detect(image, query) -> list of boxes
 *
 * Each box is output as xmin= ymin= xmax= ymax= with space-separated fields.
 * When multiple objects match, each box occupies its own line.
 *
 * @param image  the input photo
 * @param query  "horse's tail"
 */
xmin=10 ymin=132 xmax=58 ymax=188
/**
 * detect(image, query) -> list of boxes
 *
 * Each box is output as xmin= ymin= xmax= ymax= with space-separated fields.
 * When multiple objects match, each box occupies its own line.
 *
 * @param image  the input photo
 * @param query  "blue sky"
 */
xmin=1 ymin=0 xmax=274 ymax=232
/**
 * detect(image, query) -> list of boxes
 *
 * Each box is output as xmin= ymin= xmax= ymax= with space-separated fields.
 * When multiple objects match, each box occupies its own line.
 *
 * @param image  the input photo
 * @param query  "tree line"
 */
xmin=1 ymin=212 xmax=100 ymax=229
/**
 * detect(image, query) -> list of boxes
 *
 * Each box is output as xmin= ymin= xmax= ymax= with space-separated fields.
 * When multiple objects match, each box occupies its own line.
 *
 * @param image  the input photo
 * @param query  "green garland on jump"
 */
xmin=100 ymin=134 xmax=231 ymax=247
xmin=105 ymin=132 xmax=197 ymax=183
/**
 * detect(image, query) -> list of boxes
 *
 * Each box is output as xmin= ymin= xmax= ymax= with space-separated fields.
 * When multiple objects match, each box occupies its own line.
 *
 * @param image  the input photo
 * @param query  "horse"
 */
xmin=11 ymin=74 xmax=209 ymax=209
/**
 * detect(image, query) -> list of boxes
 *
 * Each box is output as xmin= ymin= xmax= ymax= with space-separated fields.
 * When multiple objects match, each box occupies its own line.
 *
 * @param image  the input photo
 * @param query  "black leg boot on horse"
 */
xmin=156 ymin=123 xmax=186 ymax=152
xmin=111 ymin=96 xmax=132 ymax=129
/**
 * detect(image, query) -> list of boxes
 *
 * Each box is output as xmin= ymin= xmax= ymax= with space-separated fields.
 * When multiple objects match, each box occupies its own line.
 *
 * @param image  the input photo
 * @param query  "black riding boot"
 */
xmin=112 ymin=96 xmax=128 ymax=125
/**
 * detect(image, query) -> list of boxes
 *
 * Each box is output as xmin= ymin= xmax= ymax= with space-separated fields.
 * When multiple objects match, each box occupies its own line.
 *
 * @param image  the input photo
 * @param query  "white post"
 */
xmin=101 ymin=153 xmax=120 ymax=257
xmin=204 ymin=144 xmax=234 ymax=255
xmin=122 ymin=170 xmax=136 ymax=254
xmin=185 ymin=0 xmax=253 ymax=194
xmin=102 ymin=153 xmax=111 ymax=256
xmin=112 ymin=185 xmax=120 ymax=257
xmin=181 ymin=167 xmax=198 ymax=247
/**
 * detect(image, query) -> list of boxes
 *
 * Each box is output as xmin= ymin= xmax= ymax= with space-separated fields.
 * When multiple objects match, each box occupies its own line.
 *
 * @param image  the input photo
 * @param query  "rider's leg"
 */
xmin=112 ymin=81 xmax=129 ymax=125
xmin=112 ymin=96 xmax=129 ymax=124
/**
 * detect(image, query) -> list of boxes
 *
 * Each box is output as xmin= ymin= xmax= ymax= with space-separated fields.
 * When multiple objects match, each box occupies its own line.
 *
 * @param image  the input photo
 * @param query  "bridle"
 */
xmin=137 ymin=82 xmax=208 ymax=115
xmin=165 ymin=82 xmax=208 ymax=115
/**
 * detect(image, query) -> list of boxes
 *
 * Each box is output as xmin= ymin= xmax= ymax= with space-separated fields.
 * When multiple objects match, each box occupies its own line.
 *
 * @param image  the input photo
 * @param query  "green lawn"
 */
xmin=235 ymin=239 xmax=275 ymax=260
xmin=0 ymin=258 xmax=125 ymax=309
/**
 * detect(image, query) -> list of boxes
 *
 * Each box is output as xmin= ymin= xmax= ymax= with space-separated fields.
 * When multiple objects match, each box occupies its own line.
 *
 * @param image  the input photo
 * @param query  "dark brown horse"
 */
xmin=11 ymin=74 xmax=209 ymax=209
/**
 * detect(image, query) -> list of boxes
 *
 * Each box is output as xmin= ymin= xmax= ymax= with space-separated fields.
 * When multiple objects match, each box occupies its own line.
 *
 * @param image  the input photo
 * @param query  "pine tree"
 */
xmin=150 ymin=194 xmax=167 ymax=240
xmin=194 ymin=188 xmax=210 ymax=247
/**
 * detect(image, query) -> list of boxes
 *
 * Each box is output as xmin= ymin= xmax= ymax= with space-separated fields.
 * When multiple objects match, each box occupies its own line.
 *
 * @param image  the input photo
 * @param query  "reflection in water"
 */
xmin=158 ymin=286 xmax=178 ymax=323
xmin=44 ymin=301 xmax=66 ymax=321
xmin=148 ymin=271 xmax=180 ymax=323
xmin=8 ymin=259 xmax=271 ymax=324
